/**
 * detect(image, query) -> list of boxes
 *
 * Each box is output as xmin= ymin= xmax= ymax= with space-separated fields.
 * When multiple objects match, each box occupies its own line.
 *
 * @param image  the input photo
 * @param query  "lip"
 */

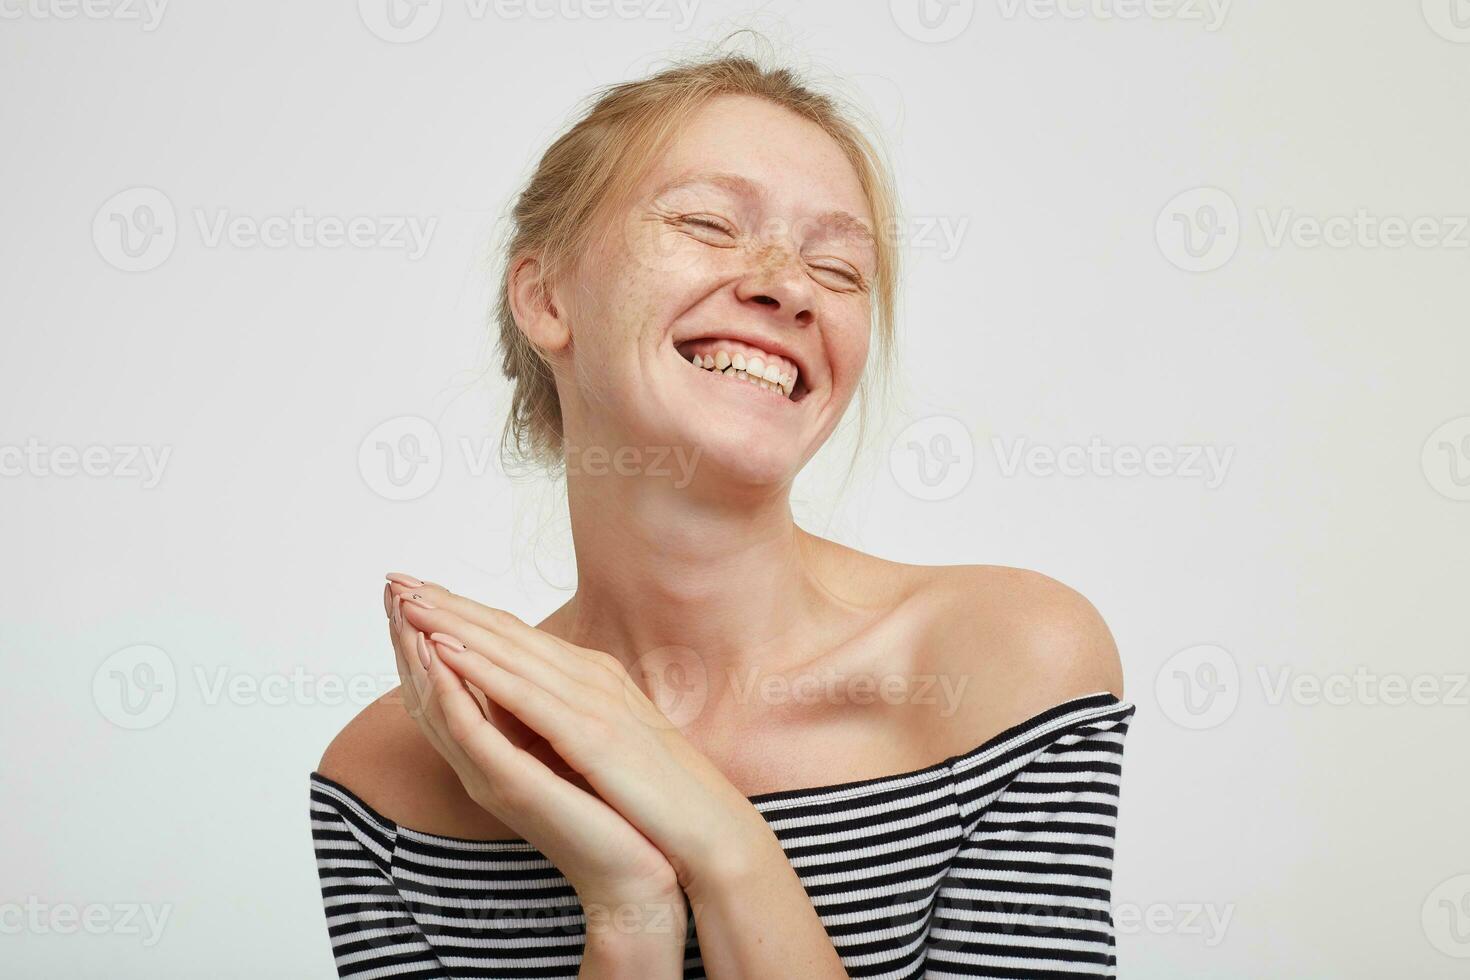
xmin=672 ymin=328 xmax=813 ymax=394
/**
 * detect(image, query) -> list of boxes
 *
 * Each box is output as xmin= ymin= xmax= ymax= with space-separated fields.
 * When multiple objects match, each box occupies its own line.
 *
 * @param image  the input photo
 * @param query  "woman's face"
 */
xmin=555 ymin=93 xmax=877 ymax=493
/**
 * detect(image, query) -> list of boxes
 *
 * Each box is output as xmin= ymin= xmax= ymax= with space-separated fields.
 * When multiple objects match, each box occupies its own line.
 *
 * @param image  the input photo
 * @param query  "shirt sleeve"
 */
xmin=922 ymin=699 xmax=1135 ymax=979
xmin=309 ymin=775 xmax=449 ymax=979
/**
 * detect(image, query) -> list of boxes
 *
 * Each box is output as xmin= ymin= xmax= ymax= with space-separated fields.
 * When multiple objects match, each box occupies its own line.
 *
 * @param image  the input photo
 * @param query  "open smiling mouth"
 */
xmin=673 ymin=338 xmax=810 ymax=403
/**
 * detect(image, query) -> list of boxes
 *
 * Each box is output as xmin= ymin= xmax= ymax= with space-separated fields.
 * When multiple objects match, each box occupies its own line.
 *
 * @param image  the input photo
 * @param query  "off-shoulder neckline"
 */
xmin=309 ymin=691 xmax=1133 ymax=846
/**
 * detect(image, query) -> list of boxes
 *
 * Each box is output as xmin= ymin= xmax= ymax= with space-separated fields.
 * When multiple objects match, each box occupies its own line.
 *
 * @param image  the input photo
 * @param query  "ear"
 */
xmin=507 ymin=253 xmax=571 ymax=355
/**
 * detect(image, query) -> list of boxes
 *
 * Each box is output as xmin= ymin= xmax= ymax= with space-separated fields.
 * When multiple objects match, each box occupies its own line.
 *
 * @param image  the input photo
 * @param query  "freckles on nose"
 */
xmin=746 ymin=241 xmax=795 ymax=275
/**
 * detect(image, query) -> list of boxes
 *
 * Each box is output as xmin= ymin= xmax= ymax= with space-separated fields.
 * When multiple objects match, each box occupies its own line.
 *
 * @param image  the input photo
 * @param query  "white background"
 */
xmin=3 ymin=0 xmax=1468 ymax=976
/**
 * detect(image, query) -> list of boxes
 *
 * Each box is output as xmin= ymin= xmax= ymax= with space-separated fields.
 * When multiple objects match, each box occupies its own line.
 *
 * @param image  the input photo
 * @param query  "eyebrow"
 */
xmin=654 ymin=169 xmax=875 ymax=246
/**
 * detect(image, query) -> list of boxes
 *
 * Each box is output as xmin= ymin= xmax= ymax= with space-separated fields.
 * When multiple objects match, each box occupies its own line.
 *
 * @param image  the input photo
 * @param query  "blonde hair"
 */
xmin=492 ymin=42 xmax=901 ymax=474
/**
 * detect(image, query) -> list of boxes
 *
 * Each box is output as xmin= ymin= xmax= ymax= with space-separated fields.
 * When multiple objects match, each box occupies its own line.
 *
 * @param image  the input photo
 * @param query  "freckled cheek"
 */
xmin=584 ymin=265 xmax=680 ymax=374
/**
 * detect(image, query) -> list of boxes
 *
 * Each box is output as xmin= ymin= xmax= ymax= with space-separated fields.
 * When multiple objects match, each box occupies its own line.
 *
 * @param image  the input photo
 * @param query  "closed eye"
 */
xmin=681 ymin=215 xmax=734 ymax=235
xmin=813 ymin=264 xmax=867 ymax=290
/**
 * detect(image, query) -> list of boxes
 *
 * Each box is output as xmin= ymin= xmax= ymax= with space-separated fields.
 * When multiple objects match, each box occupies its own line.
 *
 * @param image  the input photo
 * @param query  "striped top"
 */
xmin=310 ymin=691 xmax=1135 ymax=979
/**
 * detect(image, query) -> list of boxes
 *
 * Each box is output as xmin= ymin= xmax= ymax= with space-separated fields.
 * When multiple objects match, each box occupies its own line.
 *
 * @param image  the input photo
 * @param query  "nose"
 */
xmin=734 ymin=243 xmax=815 ymax=328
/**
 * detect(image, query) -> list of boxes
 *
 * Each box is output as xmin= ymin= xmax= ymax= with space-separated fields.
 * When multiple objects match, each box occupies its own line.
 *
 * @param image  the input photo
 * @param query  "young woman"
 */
xmin=310 ymin=51 xmax=1135 ymax=979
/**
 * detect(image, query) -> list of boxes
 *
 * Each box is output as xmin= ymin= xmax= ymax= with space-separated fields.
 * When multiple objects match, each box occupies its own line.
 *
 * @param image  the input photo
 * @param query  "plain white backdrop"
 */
xmin=3 ymin=1 xmax=1468 ymax=976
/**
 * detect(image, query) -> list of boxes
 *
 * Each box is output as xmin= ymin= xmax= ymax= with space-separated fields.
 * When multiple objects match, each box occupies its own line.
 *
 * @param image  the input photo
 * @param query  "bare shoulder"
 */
xmin=903 ymin=563 xmax=1126 ymax=755
xmin=315 ymin=688 xmax=520 ymax=840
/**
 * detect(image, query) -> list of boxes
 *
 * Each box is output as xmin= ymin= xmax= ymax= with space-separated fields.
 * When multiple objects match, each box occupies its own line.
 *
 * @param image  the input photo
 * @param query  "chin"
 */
xmin=669 ymin=420 xmax=800 ymax=493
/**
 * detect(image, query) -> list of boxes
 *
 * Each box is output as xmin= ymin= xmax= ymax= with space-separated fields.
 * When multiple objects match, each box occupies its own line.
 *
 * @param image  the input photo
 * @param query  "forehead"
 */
xmin=638 ymin=94 xmax=875 ymax=235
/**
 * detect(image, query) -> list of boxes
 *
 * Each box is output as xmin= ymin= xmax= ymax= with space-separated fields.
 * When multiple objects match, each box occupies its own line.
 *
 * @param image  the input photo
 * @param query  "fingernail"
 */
xmin=382 ymin=582 xmax=392 ymax=618
xmin=416 ymin=633 xmax=432 ymax=670
xmin=386 ymin=572 xmax=424 ymax=588
xmin=429 ymin=631 xmax=467 ymax=651
xmin=401 ymin=594 xmax=435 ymax=611
xmin=392 ymin=593 xmax=402 ymax=627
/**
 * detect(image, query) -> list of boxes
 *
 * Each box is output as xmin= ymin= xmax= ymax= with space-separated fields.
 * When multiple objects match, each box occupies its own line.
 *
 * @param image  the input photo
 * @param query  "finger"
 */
xmin=426 ymin=641 xmax=613 ymax=819
xmin=426 ymin=642 xmax=663 ymax=872
xmin=399 ymin=600 xmax=585 ymax=699
xmin=408 ymin=632 xmax=502 ymax=787
xmin=387 ymin=599 xmax=465 ymax=769
xmin=390 ymin=597 xmax=434 ymax=718
xmin=432 ymin=636 xmax=589 ymax=755
xmin=388 ymin=578 xmax=599 ymax=668
xmin=424 ymin=638 xmax=567 ymax=799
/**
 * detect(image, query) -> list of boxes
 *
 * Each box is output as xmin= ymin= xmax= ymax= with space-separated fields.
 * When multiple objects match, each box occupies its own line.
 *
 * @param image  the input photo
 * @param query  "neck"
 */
xmin=550 ymin=466 xmax=836 ymax=694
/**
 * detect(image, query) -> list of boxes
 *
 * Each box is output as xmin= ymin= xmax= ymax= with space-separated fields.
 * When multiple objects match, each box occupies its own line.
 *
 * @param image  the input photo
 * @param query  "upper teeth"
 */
xmin=686 ymin=345 xmax=798 ymax=398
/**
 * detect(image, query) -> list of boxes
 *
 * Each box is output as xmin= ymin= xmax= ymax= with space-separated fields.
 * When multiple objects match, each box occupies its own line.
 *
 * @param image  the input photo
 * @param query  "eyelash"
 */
xmin=682 ymin=215 xmax=732 ymax=234
xmin=679 ymin=216 xmax=866 ymax=289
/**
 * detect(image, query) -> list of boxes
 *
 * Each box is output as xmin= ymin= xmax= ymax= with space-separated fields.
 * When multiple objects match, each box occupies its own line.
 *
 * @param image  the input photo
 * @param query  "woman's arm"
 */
xmin=577 ymin=892 xmax=690 ymax=979
xmin=392 ymin=581 xmax=852 ymax=976
xmin=681 ymin=831 xmax=851 ymax=979
xmin=573 ymin=893 xmax=687 ymax=975
xmin=308 ymin=777 xmax=450 ymax=978
xmin=383 ymin=582 xmax=694 ymax=979
xmin=923 ymin=705 xmax=1135 ymax=978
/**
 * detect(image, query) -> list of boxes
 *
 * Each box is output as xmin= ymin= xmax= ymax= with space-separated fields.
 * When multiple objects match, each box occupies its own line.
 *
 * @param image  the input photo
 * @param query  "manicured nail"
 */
xmin=382 ymin=582 xmax=392 ymax=618
xmin=386 ymin=572 xmax=424 ymax=588
xmin=429 ymin=631 xmax=467 ymax=651
xmin=401 ymin=594 xmax=435 ymax=611
xmin=416 ymin=633 xmax=432 ymax=670
xmin=392 ymin=593 xmax=402 ymax=627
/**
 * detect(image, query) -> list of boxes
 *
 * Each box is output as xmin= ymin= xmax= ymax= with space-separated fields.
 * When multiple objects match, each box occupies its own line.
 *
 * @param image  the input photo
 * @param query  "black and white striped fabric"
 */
xmin=310 ymin=692 xmax=1135 ymax=979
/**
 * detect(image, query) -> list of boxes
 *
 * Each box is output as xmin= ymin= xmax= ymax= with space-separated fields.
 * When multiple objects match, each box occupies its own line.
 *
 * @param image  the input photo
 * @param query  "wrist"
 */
xmin=680 ymin=819 xmax=782 ymax=906
xmin=577 ymin=885 xmax=689 ymax=945
xmin=579 ymin=924 xmax=688 ymax=979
